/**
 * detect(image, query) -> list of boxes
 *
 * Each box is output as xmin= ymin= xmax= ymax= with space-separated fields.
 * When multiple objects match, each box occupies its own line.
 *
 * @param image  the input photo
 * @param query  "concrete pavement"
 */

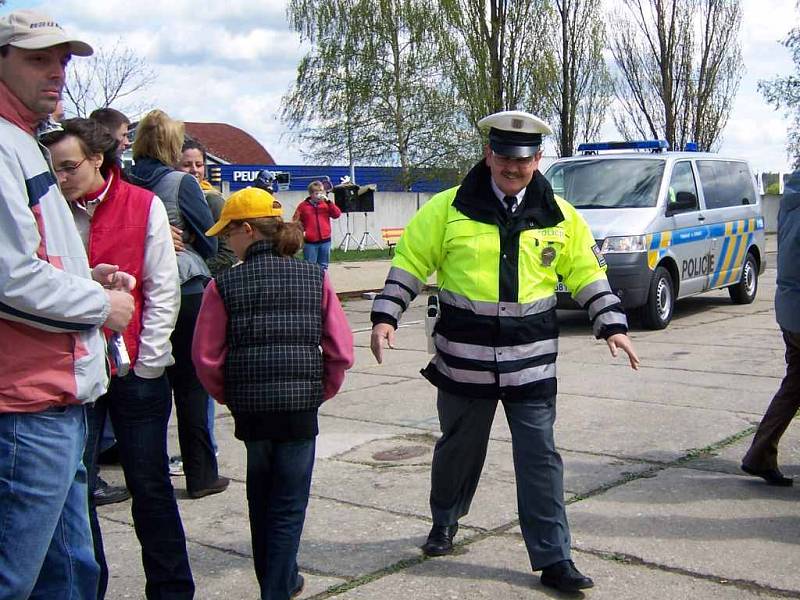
xmin=96 ymin=233 xmax=800 ymax=599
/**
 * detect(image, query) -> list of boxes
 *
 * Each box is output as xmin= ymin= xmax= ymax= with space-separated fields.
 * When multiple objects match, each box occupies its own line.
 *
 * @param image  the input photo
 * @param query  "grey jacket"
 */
xmin=775 ymin=170 xmax=800 ymax=333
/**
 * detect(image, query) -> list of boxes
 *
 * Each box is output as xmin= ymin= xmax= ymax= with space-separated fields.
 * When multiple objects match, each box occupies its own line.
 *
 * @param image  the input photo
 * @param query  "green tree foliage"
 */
xmin=434 ymin=0 xmax=555 ymax=131
xmin=610 ymin=0 xmax=742 ymax=151
xmin=283 ymin=0 xmax=471 ymax=188
xmin=759 ymin=26 xmax=800 ymax=168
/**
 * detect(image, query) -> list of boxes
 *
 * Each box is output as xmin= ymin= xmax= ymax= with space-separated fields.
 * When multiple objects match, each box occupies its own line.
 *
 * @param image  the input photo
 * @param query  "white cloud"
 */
xmin=6 ymin=0 xmax=798 ymax=170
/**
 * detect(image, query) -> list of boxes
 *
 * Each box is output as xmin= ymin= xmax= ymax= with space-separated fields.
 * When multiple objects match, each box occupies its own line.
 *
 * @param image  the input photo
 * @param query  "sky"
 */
xmin=4 ymin=0 xmax=798 ymax=173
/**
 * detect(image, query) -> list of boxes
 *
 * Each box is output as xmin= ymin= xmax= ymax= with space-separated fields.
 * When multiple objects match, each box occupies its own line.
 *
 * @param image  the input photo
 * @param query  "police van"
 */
xmin=543 ymin=140 xmax=766 ymax=329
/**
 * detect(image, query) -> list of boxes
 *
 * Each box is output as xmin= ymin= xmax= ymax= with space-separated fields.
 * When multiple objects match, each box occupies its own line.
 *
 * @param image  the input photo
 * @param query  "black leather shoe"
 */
xmin=93 ymin=478 xmax=131 ymax=506
xmin=188 ymin=476 xmax=230 ymax=499
xmin=291 ymin=573 xmax=305 ymax=598
xmin=741 ymin=464 xmax=793 ymax=486
xmin=421 ymin=523 xmax=458 ymax=556
xmin=540 ymin=560 xmax=594 ymax=592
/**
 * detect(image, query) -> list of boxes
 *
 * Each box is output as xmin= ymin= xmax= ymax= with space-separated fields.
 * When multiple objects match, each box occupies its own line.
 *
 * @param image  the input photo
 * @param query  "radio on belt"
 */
xmin=425 ymin=295 xmax=439 ymax=354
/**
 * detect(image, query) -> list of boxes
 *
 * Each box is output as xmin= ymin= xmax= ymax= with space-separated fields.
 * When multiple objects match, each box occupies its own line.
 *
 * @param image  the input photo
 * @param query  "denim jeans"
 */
xmin=93 ymin=372 xmax=195 ymax=599
xmin=245 ymin=437 xmax=315 ymax=600
xmin=0 ymin=405 xmax=99 ymax=599
xmin=303 ymin=240 xmax=332 ymax=270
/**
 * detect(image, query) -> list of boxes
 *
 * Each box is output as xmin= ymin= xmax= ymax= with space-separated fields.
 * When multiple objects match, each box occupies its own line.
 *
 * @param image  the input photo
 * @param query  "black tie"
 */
xmin=503 ymin=195 xmax=516 ymax=215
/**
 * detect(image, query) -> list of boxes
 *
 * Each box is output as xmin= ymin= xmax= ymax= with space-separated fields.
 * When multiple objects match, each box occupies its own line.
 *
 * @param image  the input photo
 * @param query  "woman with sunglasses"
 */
xmin=42 ymin=118 xmax=192 ymax=599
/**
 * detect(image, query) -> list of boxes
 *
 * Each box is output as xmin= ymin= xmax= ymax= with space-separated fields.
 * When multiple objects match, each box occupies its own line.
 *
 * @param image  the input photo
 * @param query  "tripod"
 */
xmin=338 ymin=213 xmax=357 ymax=251
xmin=357 ymin=211 xmax=383 ymax=250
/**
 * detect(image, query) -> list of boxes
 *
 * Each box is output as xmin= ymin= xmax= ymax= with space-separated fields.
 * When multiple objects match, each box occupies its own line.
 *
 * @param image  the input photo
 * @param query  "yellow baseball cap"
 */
xmin=206 ymin=187 xmax=283 ymax=236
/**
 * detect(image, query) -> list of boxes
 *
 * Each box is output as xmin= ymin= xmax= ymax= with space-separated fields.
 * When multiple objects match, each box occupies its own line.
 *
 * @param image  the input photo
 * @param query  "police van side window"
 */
xmin=697 ymin=160 xmax=753 ymax=209
xmin=666 ymin=161 xmax=699 ymax=213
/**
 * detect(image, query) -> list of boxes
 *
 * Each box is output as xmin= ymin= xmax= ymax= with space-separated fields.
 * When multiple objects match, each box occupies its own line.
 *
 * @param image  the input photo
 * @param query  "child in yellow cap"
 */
xmin=192 ymin=186 xmax=354 ymax=598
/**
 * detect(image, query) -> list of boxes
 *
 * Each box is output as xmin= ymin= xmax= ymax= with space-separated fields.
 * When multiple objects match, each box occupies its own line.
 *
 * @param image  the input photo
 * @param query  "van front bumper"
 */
xmin=556 ymin=251 xmax=652 ymax=310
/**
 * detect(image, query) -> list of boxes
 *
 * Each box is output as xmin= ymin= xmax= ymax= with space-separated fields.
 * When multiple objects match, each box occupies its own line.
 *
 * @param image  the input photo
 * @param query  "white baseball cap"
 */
xmin=0 ymin=10 xmax=93 ymax=57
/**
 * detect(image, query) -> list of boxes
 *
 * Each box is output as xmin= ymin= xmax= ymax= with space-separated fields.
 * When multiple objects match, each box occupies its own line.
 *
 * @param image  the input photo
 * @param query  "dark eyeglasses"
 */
xmin=54 ymin=157 xmax=88 ymax=175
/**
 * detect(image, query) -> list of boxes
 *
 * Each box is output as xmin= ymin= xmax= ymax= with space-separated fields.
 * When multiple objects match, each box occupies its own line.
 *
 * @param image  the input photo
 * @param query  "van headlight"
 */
xmin=601 ymin=235 xmax=647 ymax=253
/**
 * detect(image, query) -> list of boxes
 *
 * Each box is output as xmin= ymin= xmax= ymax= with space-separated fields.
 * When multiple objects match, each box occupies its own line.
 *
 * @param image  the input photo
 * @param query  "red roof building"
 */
xmin=183 ymin=122 xmax=275 ymax=165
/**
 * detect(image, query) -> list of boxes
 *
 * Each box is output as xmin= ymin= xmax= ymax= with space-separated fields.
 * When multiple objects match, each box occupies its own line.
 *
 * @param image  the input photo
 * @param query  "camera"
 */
xmin=108 ymin=333 xmax=131 ymax=377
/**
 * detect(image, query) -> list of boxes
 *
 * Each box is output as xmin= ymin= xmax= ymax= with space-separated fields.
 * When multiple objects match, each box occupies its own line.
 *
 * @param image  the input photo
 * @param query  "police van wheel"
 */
xmin=729 ymin=252 xmax=758 ymax=304
xmin=641 ymin=266 xmax=674 ymax=330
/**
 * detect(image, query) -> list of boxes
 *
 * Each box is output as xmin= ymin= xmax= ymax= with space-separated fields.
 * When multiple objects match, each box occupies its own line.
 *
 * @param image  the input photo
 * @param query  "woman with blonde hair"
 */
xmin=130 ymin=109 xmax=229 ymax=499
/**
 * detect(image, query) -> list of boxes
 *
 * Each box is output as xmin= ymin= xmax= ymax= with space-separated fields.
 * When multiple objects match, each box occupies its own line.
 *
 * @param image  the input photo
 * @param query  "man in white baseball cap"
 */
xmin=370 ymin=110 xmax=638 ymax=593
xmin=0 ymin=9 xmax=138 ymax=599
xmin=0 ymin=9 xmax=93 ymax=56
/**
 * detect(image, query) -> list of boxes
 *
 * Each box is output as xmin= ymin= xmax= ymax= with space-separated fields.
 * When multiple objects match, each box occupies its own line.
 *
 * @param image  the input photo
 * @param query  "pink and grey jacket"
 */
xmin=0 ymin=115 xmax=110 ymax=413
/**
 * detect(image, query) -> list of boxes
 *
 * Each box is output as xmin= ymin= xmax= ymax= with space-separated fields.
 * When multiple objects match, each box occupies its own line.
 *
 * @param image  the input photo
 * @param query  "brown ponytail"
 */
xmin=245 ymin=217 xmax=304 ymax=257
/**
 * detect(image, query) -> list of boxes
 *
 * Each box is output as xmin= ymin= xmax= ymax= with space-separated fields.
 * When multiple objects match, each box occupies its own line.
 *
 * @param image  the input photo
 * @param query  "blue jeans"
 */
xmin=303 ymin=240 xmax=331 ymax=270
xmin=0 ymin=405 xmax=99 ymax=599
xmin=94 ymin=372 xmax=194 ymax=599
xmin=245 ymin=438 xmax=315 ymax=600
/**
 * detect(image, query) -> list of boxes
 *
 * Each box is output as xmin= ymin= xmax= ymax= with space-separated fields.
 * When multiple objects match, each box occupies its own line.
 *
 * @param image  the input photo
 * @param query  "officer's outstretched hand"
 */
xmin=606 ymin=333 xmax=640 ymax=370
xmin=370 ymin=323 xmax=396 ymax=364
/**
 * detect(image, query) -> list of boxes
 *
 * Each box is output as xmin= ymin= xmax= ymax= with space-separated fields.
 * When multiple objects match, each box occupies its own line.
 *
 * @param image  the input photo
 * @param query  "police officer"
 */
xmin=370 ymin=111 xmax=639 ymax=593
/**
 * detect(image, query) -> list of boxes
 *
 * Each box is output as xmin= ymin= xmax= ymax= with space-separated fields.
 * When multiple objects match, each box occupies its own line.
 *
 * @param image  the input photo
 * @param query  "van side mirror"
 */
xmin=666 ymin=191 xmax=697 ymax=215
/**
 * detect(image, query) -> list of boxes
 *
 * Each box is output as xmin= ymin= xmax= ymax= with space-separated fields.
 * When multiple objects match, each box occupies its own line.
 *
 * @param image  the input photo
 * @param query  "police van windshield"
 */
xmin=544 ymin=158 xmax=665 ymax=209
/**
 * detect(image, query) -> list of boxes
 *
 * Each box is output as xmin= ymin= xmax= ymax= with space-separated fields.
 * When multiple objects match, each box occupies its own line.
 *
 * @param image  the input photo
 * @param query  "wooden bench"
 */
xmin=381 ymin=227 xmax=405 ymax=254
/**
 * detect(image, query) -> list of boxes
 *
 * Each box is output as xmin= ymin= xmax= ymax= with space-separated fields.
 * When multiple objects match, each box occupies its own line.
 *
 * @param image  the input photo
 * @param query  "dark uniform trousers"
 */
xmin=743 ymin=329 xmax=800 ymax=470
xmin=430 ymin=389 xmax=571 ymax=569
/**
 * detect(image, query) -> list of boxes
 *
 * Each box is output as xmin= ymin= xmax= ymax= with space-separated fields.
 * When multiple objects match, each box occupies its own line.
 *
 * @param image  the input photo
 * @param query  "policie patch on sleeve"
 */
xmin=591 ymin=243 xmax=606 ymax=268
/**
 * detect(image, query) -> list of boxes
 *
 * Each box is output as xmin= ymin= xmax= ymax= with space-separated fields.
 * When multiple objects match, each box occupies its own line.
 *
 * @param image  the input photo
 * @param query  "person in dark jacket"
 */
xmin=741 ymin=171 xmax=800 ymax=486
xmin=292 ymin=180 xmax=342 ymax=270
xmin=192 ymin=187 xmax=354 ymax=600
xmin=130 ymin=109 xmax=228 ymax=499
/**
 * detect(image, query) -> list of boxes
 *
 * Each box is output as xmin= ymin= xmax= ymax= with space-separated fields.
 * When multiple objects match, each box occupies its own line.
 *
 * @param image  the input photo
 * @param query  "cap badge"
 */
xmin=511 ymin=118 xmax=524 ymax=129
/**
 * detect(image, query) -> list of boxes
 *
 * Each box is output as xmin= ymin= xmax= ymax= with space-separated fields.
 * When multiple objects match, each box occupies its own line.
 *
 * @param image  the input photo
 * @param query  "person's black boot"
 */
xmin=421 ymin=524 xmax=458 ymax=557
xmin=540 ymin=560 xmax=594 ymax=592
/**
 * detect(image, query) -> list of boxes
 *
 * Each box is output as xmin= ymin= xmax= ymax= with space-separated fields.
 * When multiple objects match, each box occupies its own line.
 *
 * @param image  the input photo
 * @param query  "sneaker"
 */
xmin=93 ymin=477 xmax=131 ymax=506
xmin=168 ymin=456 xmax=184 ymax=477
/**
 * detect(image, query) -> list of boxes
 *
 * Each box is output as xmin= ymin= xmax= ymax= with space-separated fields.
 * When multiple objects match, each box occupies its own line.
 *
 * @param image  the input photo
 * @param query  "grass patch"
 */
xmin=330 ymin=248 xmax=393 ymax=262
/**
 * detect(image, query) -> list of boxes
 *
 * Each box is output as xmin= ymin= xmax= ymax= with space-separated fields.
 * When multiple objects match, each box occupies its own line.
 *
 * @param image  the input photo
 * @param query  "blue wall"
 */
xmin=209 ymin=164 xmax=450 ymax=193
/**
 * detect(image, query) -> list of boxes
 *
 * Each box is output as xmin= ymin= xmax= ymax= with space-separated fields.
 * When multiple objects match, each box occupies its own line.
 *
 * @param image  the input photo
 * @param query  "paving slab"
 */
xmin=333 ymin=535 xmax=773 ymax=599
xmin=489 ymin=394 xmax=755 ymax=463
xmin=567 ymin=467 xmax=800 ymax=593
xmin=688 ymin=419 xmax=800 ymax=479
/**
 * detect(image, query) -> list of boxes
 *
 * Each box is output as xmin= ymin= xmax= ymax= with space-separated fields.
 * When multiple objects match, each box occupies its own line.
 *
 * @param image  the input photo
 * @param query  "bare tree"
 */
xmin=547 ymin=0 xmax=612 ymax=156
xmin=63 ymin=40 xmax=157 ymax=118
xmin=610 ymin=0 xmax=742 ymax=151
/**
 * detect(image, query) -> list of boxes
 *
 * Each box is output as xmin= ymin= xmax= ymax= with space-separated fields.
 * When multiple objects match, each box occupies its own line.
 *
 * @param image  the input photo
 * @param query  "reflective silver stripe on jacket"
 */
xmin=438 ymin=289 xmax=556 ymax=317
xmin=372 ymin=298 xmax=404 ymax=321
xmin=372 ymin=267 xmax=424 ymax=320
xmin=574 ymin=279 xmax=611 ymax=307
xmin=434 ymin=334 xmax=558 ymax=362
xmin=587 ymin=293 xmax=620 ymax=320
xmin=429 ymin=354 xmax=496 ymax=384
xmin=593 ymin=310 xmax=628 ymax=337
xmin=386 ymin=266 xmax=424 ymax=295
xmin=381 ymin=282 xmax=414 ymax=308
xmin=499 ymin=362 xmax=557 ymax=387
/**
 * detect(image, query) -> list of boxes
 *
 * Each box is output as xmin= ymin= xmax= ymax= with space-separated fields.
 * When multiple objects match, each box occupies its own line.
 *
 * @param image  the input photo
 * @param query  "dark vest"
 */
xmin=216 ymin=240 xmax=324 ymax=415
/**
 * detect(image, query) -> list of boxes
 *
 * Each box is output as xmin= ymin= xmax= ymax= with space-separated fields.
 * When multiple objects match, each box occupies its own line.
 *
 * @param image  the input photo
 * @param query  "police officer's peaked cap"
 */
xmin=478 ymin=111 xmax=553 ymax=158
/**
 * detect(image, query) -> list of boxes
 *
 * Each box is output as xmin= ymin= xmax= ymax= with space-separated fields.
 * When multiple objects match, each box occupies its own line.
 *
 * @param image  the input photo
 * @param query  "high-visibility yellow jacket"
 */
xmin=371 ymin=161 xmax=627 ymax=401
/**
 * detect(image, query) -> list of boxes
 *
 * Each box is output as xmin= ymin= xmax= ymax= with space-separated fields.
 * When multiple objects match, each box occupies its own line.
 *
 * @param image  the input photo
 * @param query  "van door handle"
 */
xmin=697 ymin=215 xmax=706 ymax=222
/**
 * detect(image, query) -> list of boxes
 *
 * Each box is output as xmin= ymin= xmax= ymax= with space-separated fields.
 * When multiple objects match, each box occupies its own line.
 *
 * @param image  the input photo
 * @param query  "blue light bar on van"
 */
xmin=577 ymin=140 xmax=668 ymax=154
